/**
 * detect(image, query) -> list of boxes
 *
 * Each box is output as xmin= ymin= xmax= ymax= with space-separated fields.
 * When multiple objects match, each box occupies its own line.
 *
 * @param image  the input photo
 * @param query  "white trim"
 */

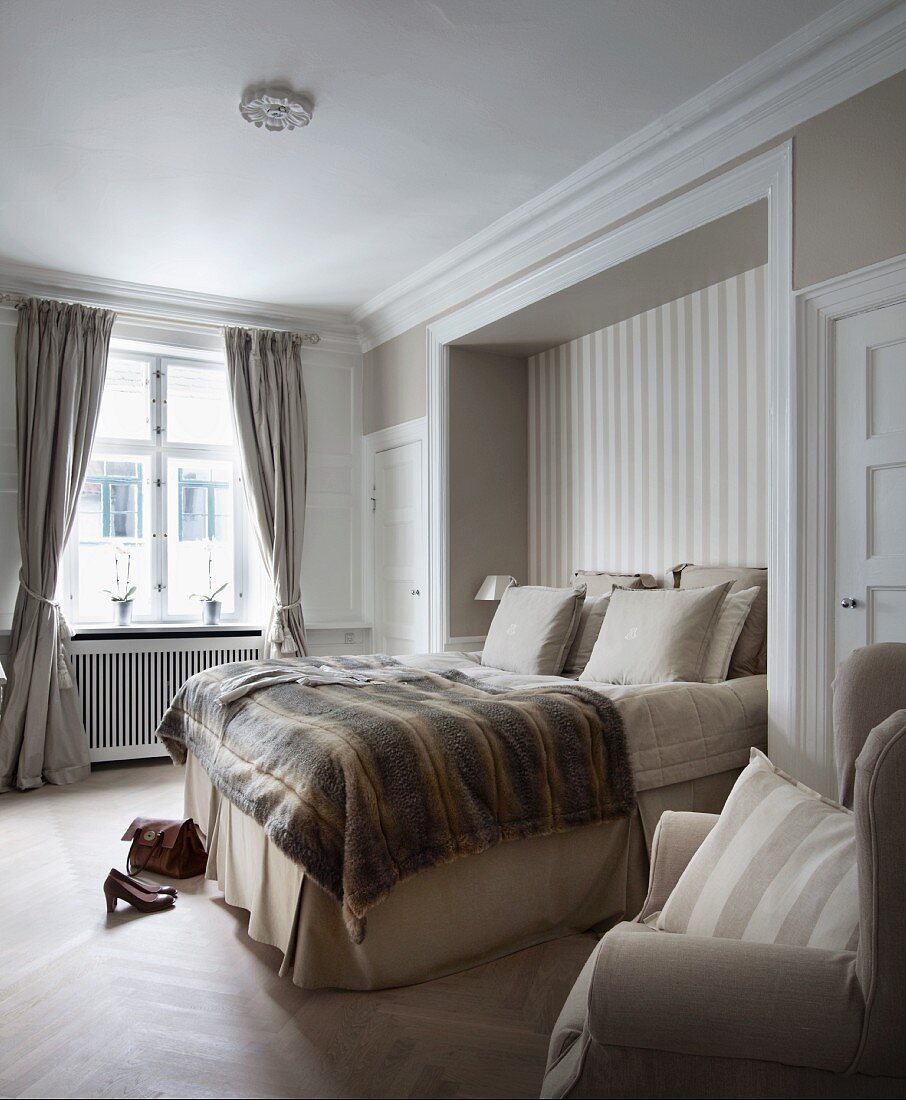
xmin=427 ymin=147 xmax=796 ymax=767
xmin=793 ymin=252 xmax=906 ymax=795
xmin=362 ymin=417 xmax=429 ymax=645
xmin=356 ymin=0 xmax=906 ymax=350
xmin=0 ymin=259 xmax=360 ymax=354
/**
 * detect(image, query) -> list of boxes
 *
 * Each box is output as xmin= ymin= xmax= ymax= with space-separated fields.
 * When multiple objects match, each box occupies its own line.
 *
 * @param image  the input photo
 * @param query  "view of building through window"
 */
xmin=65 ymin=346 xmax=246 ymax=623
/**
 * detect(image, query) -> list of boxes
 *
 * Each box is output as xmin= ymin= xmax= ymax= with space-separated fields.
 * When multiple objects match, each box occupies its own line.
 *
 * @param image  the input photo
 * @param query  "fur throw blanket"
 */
xmin=157 ymin=655 xmax=635 ymax=942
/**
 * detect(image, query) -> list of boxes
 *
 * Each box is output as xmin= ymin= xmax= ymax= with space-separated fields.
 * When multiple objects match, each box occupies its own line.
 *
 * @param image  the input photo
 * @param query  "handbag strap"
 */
xmin=127 ymin=829 xmax=164 ymax=876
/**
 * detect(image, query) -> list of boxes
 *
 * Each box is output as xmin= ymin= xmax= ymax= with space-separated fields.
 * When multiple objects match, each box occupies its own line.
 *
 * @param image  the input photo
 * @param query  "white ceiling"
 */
xmin=0 ymin=0 xmax=835 ymax=315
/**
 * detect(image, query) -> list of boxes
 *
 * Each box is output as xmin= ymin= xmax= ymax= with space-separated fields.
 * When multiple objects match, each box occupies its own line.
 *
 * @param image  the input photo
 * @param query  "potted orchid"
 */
xmin=190 ymin=540 xmax=228 ymax=626
xmin=104 ymin=545 xmax=136 ymax=627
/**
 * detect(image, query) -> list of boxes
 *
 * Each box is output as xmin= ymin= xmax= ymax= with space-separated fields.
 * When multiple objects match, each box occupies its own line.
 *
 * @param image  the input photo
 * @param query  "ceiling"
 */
xmin=0 ymin=1 xmax=834 ymax=316
xmin=455 ymin=201 xmax=768 ymax=357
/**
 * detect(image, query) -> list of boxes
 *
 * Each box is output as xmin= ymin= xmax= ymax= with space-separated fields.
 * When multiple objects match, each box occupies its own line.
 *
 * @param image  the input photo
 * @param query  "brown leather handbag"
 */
xmin=122 ymin=817 xmax=208 ymax=879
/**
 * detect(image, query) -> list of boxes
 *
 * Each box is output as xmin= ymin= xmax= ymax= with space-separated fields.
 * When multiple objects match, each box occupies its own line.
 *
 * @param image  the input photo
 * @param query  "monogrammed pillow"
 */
xmin=580 ymin=583 xmax=731 ymax=685
xmin=482 ymin=584 xmax=586 ymax=675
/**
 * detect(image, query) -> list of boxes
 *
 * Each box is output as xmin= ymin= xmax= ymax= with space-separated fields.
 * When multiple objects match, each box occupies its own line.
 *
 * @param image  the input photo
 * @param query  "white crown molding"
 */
xmin=355 ymin=0 xmax=906 ymax=351
xmin=0 ymin=260 xmax=362 ymax=355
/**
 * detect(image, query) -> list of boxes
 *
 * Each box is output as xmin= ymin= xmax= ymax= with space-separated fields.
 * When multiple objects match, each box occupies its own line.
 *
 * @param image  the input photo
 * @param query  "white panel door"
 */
xmin=373 ymin=441 xmax=427 ymax=655
xmin=835 ymin=301 xmax=906 ymax=668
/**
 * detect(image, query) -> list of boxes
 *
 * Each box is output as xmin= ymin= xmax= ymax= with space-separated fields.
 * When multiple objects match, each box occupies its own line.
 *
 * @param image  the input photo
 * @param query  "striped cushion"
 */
xmin=656 ymin=748 xmax=859 ymax=951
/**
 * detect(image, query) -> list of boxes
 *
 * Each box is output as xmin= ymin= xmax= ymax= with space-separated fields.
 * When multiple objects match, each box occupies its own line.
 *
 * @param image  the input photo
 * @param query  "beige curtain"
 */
xmin=0 ymin=299 xmax=115 ymax=792
xmin=224 ymin=326 xmax=309 ymax=658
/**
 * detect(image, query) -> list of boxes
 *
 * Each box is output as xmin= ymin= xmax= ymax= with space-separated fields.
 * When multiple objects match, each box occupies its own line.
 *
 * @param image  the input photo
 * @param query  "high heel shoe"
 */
xmin=108 ymin=866 xmax=178 ymax=898
xmin=104 ymin=869 xmax=176 ymax=914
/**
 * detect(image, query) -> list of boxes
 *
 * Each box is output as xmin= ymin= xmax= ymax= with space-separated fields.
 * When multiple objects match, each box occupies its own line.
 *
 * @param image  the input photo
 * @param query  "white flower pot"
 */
xmin=202 ymin=600 xmax=221 ymax=626
xmin=113 ymin=599 xmax=134 ymax=627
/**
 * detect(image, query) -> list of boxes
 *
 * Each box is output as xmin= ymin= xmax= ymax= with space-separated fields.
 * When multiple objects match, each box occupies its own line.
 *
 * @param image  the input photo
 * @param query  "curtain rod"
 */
xmin=0 ymin=291 xmax=321 ymax=345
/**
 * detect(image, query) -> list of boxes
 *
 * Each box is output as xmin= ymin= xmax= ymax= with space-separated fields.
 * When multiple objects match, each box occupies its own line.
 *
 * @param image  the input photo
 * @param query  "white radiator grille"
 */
xmin=69 ymin=633 xmax=262 ymax=761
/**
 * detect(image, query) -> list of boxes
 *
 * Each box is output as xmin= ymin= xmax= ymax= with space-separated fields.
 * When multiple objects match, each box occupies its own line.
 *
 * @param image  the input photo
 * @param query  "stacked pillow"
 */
xmin=481 ymin=583 xmax=586 ymax=675
xmin=673 ymin=564 xmax=767 ymax=677
xmin=480 ymin=567 xmax=765 ymax=684
xmin=581 ymin=583 xmax=732 ymax=685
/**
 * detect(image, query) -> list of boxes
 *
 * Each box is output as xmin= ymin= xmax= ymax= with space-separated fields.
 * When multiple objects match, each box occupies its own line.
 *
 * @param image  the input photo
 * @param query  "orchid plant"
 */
xmin=190 ymin=539 xmax=228 ymax=603
xmin=104 ymin=545 xmax=136 ymax=603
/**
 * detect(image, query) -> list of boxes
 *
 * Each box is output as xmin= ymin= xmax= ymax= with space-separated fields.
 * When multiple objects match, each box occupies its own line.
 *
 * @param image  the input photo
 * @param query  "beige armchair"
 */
xmin=541 ymin=643 xmax=906 ymax=1098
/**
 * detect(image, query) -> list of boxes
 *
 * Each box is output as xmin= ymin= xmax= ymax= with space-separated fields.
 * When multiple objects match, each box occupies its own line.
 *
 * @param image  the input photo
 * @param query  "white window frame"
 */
xmin=63 ymin=339 xmax=252 ymax=625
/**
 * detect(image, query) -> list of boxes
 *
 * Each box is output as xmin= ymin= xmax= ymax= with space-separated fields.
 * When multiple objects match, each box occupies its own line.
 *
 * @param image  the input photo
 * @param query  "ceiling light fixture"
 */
xmin=239 ymin=85 xmax=313 ymax=132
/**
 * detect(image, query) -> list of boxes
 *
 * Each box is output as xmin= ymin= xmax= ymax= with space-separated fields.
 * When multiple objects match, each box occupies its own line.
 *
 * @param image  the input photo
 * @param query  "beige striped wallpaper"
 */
xmin=528 ymin=265 xmax=768 ymax=587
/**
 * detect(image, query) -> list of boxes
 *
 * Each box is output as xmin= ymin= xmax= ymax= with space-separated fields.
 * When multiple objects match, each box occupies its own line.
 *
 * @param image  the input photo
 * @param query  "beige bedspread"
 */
xmin=158 ymin=655 xmax=635 ymax=941
xmin=398 ymin=653 xmax=768 ymax=791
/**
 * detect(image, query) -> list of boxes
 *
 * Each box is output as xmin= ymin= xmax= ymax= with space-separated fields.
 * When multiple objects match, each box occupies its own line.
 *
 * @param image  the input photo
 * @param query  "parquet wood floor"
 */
xmin=0 ymin=760 xmax=595 ymax=1099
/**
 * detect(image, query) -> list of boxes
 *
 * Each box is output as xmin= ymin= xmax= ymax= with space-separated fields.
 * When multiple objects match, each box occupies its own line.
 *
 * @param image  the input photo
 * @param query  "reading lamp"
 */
xmin=474 ymin=575 xmax=517 ymax=601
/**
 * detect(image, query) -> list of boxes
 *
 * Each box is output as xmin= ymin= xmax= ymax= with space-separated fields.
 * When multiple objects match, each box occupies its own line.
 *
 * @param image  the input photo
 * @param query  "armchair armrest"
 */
xmin=587 ymin=922 xmax=864 ymax=1073
xmin=637 ymin=810 xmax=718 ymax=921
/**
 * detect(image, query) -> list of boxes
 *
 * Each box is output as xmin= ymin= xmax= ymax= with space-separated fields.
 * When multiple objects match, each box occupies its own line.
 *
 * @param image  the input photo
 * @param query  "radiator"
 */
xmin=68 ymin=632 xmax=262 ymax=762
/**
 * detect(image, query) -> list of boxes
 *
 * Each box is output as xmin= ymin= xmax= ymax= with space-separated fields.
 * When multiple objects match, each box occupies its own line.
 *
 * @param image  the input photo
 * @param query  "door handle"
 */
xmin=840 ymin=597 xmax=858 ymax=609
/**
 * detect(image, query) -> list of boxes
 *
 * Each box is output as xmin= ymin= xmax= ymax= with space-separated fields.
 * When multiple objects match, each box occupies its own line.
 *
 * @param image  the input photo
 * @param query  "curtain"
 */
xmin=224 ymin=326 xmax=309 ymax=658
xmin=0 ymin=299 xmax=115 ymax=792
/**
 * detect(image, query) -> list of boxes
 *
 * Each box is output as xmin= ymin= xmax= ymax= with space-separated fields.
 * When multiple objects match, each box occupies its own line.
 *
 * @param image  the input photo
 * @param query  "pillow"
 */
xmin=673 ymin=564 xmax=767 ymax=677
xmin=481 ymin=584 xmax=585 ymax=675
xmin=656 ymin=748 xmax=858 ymax=952
xmin=561 ymin=595 xmax=610 ymax=677
xmin=580 ymin=582 xmax=731 ymax=685
xmin=700 ymin=586 xmax=759 ymax=683
xmin=574 ymin=570 xmax=658 ymax=599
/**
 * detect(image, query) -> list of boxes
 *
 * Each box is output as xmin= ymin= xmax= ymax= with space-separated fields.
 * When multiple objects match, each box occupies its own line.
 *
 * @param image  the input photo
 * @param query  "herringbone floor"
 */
xmin=0 ymin=760 xmax=595 ymax=1099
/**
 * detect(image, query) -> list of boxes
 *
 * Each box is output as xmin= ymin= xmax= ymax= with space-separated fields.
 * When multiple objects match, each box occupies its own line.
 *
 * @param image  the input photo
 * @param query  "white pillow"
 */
xmin=481 ymin=584 xmax=585 ymax=675
xmin=700 ymin=586 xmax=759 ymax=683
xmin=580 ymin=583 xmax=731 ymax=685
xmin=656 ymin=748 xmax=859 ymax=952
xmin=561 ymin=595 xmax=610 ymax=677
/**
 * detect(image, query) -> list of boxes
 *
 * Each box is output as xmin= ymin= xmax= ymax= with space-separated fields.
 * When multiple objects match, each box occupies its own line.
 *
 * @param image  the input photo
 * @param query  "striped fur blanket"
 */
xmin=157 ymin=655 xmax=635 ymax=942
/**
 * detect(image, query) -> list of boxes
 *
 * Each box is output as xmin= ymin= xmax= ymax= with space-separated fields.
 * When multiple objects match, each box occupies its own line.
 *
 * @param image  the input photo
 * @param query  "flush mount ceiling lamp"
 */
xmin=239 ymin=84 xmax=313 ymax=132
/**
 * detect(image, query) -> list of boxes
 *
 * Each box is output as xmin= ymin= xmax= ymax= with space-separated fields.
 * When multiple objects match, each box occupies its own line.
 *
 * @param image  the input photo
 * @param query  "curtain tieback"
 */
xmin=19 ymin=574 xmax=74 ymax=690
xmin=269 ymin=600 xmax=301 ymax=657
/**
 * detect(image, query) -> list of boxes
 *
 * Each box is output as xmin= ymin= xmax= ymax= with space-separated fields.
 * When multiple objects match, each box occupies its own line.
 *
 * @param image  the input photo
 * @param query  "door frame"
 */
xmin=795 ymin=252 xmax=906 ymax=794
xmin=426 ymin=143 xmax=795 ymax=757
xmin=363 ymin=416 xmax=429 ymax=651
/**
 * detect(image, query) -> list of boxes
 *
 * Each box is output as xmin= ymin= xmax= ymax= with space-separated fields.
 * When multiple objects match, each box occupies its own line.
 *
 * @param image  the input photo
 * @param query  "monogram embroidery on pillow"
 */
xmin=624 ymin=626 xmax=639 ymax=641
xmin=506 ymin=623 xmax=518 ymax=636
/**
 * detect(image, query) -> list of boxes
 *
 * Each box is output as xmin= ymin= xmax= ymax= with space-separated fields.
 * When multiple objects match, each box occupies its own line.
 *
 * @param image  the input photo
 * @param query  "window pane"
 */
xmin=74 ymin=454 xmax=151 ymax=621
xmin=166 ymin=458 xmax=235 ymax=616
xmin=96 ymin=358 xmax=151 ymax=440
xmin=166 ymin=362 xmax=233 ymax=446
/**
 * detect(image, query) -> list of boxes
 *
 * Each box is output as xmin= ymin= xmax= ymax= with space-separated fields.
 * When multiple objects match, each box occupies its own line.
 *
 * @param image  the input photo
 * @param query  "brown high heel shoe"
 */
xmin=104 ymin=869 xmax=176 ymax=914
xmin=108 ymin=866 xmax=177 ymax=898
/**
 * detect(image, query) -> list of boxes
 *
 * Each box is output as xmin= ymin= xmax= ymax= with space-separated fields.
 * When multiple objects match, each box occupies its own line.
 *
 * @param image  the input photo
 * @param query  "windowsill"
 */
xmin=67 ymin=620 xmax=372 ymax=640
xmin=69 ymin=621 xmax=265 ymax=640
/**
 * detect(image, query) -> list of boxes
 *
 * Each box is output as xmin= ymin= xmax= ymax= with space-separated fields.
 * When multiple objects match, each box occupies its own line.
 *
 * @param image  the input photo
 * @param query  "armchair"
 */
xmin=541 ymin=643 xmax=906 ymax=1098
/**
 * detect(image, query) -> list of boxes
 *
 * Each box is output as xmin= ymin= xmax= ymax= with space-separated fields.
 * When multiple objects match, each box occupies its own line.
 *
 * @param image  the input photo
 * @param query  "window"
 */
xmin=64 ymin=342 xmax=253 ymax=624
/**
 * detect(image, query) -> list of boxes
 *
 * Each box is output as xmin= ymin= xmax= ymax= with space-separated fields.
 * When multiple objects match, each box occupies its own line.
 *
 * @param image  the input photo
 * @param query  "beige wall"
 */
xmin=448 ymin=347 xmax=528 ymax=639
xmin=362 ymin=71 xmax=906 ymax=432
xmin=362 ymin=324 xmax=426 ymax=435
xmin=793 ymin=70 xmax=906 ymax=289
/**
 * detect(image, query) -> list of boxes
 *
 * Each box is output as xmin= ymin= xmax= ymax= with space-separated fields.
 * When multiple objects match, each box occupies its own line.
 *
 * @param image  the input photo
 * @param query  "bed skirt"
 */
xmin=184 ymin=753 xmax=739 ymax=990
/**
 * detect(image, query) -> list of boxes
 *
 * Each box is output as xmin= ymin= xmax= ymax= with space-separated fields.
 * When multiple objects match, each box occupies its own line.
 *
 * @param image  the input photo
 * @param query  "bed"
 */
xmin=164 ymin=649 xmax=767 ymax=990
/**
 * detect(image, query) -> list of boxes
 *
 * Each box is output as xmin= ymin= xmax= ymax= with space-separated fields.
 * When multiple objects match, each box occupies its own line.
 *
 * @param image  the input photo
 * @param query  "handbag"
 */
xmin=121 ymin=817 xmax=208 ymax=879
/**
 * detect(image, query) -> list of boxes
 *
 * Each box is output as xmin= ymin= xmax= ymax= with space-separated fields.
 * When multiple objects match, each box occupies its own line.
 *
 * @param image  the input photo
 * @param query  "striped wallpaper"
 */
xmin=528 ymin=265 xmax=768 ymax=587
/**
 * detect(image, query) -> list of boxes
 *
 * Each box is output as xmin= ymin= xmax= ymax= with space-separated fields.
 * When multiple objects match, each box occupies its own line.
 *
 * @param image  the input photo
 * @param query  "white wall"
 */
xmin=0 ymin=306 xmax=365 ymax=637
xmin=528 ymin=265 xmax=768 ymax=586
